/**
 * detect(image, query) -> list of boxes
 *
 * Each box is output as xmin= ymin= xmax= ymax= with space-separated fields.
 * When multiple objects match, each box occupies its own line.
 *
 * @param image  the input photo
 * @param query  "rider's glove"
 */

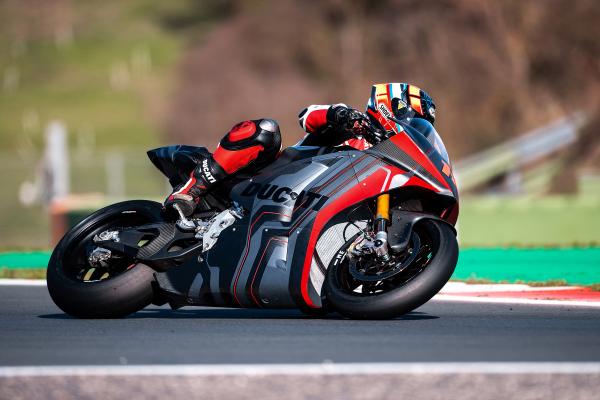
xmin=327 ymin=105 xmax=360 ymax=130
xmin=361 ymin=125 xmax=388 ymax=145
xmin=328 ymin=105 xmax=387 ymax=144
xmin=327 ymin=105 xmax=372 ymax=139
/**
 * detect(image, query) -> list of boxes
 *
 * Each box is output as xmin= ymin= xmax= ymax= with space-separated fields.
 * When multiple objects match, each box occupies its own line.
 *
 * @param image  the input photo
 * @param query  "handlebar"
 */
xmin=347 ymin=111 xmax=388 ymax=144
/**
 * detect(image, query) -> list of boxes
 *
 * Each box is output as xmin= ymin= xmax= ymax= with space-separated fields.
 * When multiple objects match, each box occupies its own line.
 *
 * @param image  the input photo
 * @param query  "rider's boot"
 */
xmin=165 ymin=119 xmax=282 ymax=217
xmin=164 ymin=153 xmax=226 ymax=217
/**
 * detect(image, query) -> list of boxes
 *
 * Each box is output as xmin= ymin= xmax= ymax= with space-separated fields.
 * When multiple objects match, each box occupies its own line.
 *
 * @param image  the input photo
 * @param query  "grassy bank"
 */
xmin=458 ymin=196 xmax=600 ymax=247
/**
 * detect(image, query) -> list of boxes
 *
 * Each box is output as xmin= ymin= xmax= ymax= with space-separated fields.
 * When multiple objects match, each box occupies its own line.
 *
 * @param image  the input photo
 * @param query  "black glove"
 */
xmin=327 ymin=105 xmax=364 ymax=130
xmin=360 ymin=122 xmax=388 ymax=145
xmin=328 ymin=105 xmax=388 ymax=144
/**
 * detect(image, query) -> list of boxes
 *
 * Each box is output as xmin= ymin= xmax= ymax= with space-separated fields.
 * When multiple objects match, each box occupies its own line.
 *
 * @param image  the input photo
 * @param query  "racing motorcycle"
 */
xmin=47 ymin=114 xmax=459 ymax=319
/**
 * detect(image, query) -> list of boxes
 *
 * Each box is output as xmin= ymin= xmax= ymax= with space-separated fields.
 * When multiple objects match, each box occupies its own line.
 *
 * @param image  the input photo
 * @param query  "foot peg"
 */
xmin=173 ymin=203 xmax=197 ymax=231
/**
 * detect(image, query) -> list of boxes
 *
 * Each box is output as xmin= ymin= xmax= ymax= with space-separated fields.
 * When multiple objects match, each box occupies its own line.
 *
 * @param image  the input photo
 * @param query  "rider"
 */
xmin=164 ymin=83 xmax=436 ymax=216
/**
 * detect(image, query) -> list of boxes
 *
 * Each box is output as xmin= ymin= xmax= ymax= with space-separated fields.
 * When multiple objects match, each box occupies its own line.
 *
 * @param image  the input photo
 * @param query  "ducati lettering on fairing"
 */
xmin=241 ymin=183 xmax=328 ymax=211
xmin=202 ymin=159 xmax=216 ymax=183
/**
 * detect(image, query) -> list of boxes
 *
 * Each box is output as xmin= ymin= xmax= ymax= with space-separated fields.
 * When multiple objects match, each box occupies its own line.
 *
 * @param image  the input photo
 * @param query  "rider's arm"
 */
xmin=298 ymin=105 xmax=333 ymax=134
xmin=298 ymin=104 xmax=359 ymax=146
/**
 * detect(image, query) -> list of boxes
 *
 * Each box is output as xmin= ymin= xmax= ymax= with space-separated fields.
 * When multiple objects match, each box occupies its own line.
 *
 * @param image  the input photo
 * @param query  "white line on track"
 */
xmin=0 ymin=279 xmax=45 ymax=286
xmin=433 ymin=294 xmax=600 ymax=308
xmin=1 ymin=362 xmax=600 ymax=378
xmin=440 ymin=282 xmax=580 ymax=292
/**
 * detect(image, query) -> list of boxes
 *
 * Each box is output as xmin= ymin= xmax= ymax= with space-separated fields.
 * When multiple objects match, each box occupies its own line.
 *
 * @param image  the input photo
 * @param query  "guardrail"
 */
xmin=454 ymin=114 xmax=586 ymax=191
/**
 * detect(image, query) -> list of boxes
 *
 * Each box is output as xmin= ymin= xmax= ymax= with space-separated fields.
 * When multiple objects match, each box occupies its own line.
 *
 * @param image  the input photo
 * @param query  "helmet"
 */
xmin=366 ymin=83 xmax=436 ymax=135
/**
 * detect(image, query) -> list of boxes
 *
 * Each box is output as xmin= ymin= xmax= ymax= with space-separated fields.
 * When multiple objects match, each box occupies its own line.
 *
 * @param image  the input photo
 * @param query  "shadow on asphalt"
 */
xmin=38 ymin=309 xmax=439 ymax=321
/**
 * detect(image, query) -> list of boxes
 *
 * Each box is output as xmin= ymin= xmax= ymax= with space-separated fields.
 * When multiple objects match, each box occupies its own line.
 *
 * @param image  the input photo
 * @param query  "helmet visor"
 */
xmin=390 ymin=97 xmax=416 ymax=123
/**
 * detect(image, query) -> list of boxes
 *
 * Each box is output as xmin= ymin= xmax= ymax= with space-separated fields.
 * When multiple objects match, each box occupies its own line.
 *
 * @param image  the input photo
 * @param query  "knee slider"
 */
xmin=219 ymin=119 xmax=281 ymax=169
xmin=258 ymin=119 xmax=278 ymax=133
xmin=255 ymin=119 xmax=281 ymax=157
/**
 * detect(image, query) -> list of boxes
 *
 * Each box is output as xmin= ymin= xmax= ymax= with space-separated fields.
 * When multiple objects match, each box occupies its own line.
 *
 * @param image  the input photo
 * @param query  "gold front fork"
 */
xmin=374 ymin=194 xmax=390 ymax=261
xmin=376 ymin=194 xmax=390 ymax=221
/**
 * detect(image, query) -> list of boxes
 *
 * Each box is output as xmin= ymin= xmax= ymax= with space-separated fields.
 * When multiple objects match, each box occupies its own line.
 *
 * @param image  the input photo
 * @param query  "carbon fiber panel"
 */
xmin=369 ymin=140 xmax=442 ymax=188
xmin=138 ymin=224 xmax=176 ymax=258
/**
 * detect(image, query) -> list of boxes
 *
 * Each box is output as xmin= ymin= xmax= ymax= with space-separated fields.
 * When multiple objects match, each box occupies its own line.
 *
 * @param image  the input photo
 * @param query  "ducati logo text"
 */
xmin=241 ymin=183 xmax=328 ymax=211
xmin=202 ymin=159 xmax=216 ymax=183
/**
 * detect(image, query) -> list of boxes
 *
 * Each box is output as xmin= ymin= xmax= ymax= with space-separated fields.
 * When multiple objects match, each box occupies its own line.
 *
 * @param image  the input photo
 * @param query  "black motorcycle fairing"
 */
xmin=153 ymin=151 xmax=361 ymax=309
xmin=146 ymin=134 xmax=458 ymax=310
xmin=387 ymin=210 xmax=456 ymax=252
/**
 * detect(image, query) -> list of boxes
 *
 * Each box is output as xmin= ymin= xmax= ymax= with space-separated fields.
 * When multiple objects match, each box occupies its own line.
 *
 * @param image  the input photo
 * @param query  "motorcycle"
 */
xmin=47 ymin=115 xmax=459 ymax=319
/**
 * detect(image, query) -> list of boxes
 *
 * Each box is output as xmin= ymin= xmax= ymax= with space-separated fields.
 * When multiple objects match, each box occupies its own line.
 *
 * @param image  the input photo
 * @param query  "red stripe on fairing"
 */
xmin=300 ymin=167 xmax=403 ymax=308
xmin=249 ymin=237 xmax=288 ymax=306
xmin=232 ymin=211 xmax=291 ymax=306
xmin=311 ymin=155 xmax=366 ymax=193
xmin=288 ymin=159 xmax=364 ymax=232
xmin=289 ymin=157 xmax=377 ymax=234
xmin=389 ymin=134 xmax=450 ymax=190
xmin=326 ymin=159 xmax=380 ymax=199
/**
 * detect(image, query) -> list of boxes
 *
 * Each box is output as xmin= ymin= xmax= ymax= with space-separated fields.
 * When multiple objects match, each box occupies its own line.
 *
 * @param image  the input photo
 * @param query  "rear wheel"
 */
xmin=324 ymin=219 xmax=458 ymax=319
xmin=47 ymin=200 xmax=163 ymax=318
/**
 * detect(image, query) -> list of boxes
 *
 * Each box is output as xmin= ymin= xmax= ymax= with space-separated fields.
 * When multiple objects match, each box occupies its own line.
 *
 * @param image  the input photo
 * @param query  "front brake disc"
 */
xmin=348 ymin=234 xmax=421 ymax=282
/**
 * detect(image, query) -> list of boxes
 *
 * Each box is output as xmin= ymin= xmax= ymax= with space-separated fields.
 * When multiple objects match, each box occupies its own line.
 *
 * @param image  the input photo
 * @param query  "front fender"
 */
xmin=388 ymin=210 xmax=457 ymax=252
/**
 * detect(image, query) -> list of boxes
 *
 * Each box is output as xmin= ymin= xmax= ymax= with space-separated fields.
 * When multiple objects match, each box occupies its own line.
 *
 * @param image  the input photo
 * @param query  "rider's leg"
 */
xmin=165 ymin=119 xmax=281 ymax=216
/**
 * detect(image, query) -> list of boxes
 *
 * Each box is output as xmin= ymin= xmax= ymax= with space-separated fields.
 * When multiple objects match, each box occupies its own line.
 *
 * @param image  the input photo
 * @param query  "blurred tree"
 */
xmin=166 ymin=0 xmax=599 ymax=182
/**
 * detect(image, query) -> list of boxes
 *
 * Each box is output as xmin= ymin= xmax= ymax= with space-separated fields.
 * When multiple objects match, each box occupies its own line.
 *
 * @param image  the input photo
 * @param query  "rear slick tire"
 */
xmin=324 ymin=219 xmax=458 ymax=320
xmin=47 ymin=200 xmax=162 ymax=318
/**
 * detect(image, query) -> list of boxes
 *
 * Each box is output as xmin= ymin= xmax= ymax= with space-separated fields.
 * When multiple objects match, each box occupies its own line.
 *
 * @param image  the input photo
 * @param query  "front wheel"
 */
xmin=47 ymin=200 xmax=163 ymax=318
xmin=323 ymin=219 xmax=458 ymax=319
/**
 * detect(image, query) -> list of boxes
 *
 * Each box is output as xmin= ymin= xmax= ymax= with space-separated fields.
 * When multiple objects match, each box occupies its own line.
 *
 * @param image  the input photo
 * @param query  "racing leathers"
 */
xmin=164 ymin=104 xmax=370 ymax=216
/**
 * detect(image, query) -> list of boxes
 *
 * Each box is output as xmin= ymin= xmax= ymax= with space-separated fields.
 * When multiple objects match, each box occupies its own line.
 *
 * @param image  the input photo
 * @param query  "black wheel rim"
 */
xmin=61 ymin=212 xmax=152 ymax=283
xmin=336 ymin=223 xmax=436 ymax=296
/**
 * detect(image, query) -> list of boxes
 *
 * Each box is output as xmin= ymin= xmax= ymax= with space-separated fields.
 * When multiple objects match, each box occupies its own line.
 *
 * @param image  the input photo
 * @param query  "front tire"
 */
xmin=324 ymin=219 xmax=458 ymax=319
xmin=47 ymin=200 xmax=163 ymax=318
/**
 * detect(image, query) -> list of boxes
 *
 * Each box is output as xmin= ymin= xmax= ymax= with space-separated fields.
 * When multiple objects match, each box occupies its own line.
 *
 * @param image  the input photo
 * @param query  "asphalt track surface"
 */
xmin=1 ymin=285 xmax=600 ymax=366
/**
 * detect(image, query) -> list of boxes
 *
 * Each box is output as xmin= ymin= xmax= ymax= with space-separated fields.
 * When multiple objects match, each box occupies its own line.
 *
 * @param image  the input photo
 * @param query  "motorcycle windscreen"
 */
xmin=399 ymin=119 xmax=450 ymax=164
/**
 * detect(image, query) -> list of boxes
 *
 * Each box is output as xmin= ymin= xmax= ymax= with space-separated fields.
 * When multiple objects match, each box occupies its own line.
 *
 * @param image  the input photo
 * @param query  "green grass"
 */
xmin=458 ymin=196 xmax=600 ymax=247
xmin=521 ymin=279 xmax=569 ymax=287
xmin=0 ymin=26 xmax=180 ymax=149
xmin=589 ymin=283 xmax=600 ymax=292
xmin=0 ymin=1 xmax=189 ymax=247
xmin=0 ymin=268 xmax=46 ymax=280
